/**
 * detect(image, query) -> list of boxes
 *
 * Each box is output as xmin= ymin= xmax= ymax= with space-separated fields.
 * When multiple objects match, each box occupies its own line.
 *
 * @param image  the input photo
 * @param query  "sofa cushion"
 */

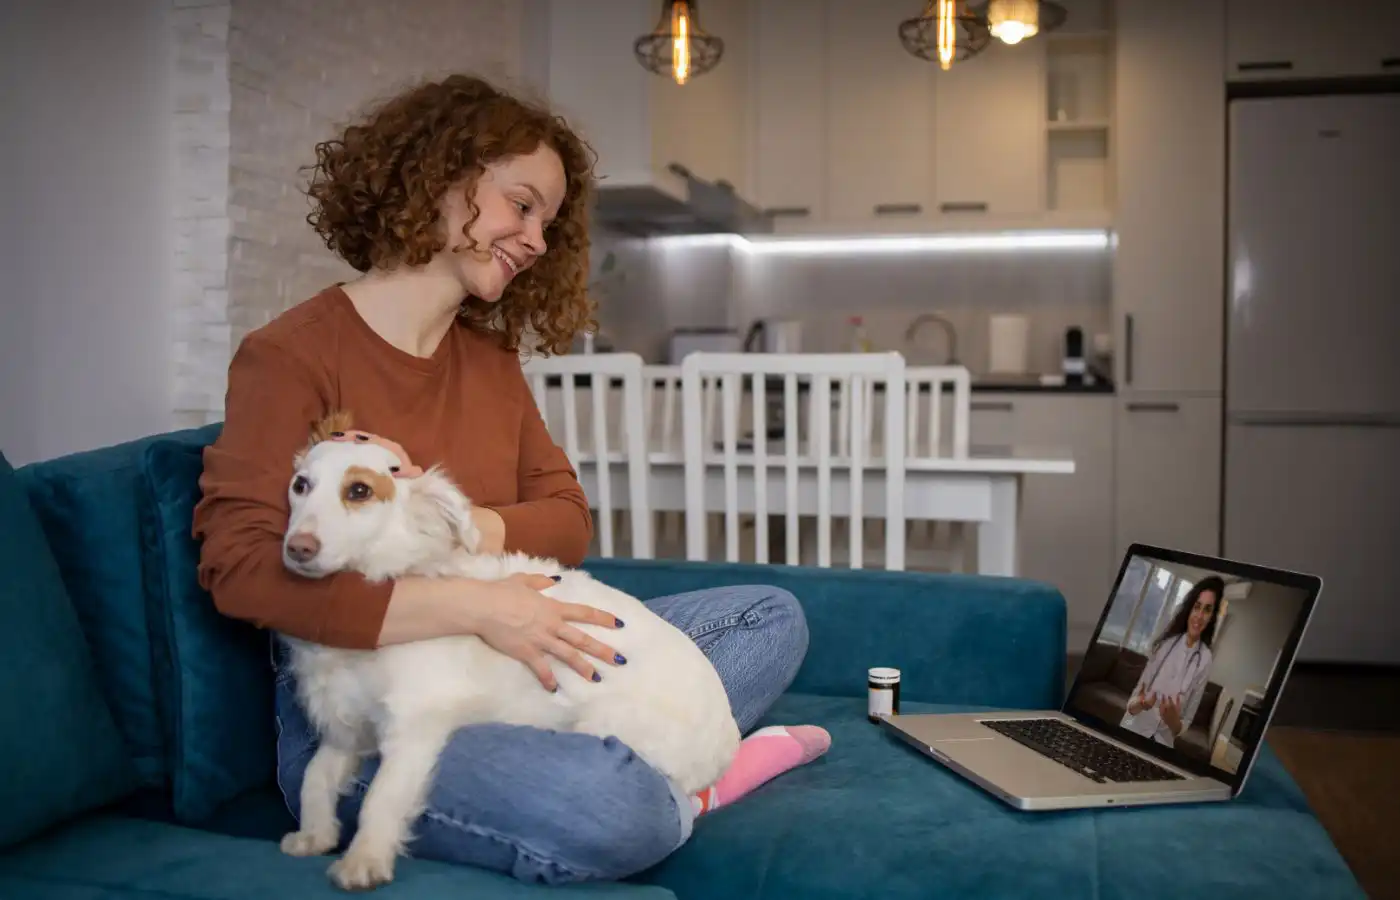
xmin=0 ymin=814 xmax=676 ymax=899
xmin=17 ymin=430 xmax=219 ymax=789
xmin=140 ymin=435 xmax=275 ymax=824
xmin=0 ymin=452 xmax=138 ymax=848
xmin=635 ymin=693 xmax=1365 ymax=900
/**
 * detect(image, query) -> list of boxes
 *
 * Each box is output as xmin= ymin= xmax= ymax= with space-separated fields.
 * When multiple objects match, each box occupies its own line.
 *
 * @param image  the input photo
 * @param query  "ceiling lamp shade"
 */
xmin=979 ymin=0 xmax=1067 ymax=44
xmin=899 ymin=0 xmax=992 ymax=70
xmin=634 ymin=0 xmax=724 ymax=85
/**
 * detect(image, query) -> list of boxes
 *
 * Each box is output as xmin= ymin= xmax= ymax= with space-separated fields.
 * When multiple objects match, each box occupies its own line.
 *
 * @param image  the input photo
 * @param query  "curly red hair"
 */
xmin=302 ymin=73 xmax=598 ymax=355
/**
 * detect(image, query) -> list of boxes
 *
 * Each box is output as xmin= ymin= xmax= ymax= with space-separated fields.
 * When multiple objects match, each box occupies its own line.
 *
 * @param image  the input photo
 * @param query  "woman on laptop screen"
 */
xmin=1120 ymin=576 xmax=1225 ymax=747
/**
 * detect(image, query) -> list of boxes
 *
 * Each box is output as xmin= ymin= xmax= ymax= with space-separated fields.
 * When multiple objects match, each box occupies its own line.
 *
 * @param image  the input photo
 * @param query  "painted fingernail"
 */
xmin=592 ymin=672 xmax=602 ymax=682
xmin=355 ymin=434 xmax=370 ymax=442
xmin=389 ymin=466 xmax=400 ymax=473
xmin=615 ymin=618 xmax=625 ymax=628
xmin=550 ymin=575 xmax=562 ymax=583
xmin=614 ymin=653 xmax=627 ymax=665
xmin=330 ymin=431 xmax=344 ymax=437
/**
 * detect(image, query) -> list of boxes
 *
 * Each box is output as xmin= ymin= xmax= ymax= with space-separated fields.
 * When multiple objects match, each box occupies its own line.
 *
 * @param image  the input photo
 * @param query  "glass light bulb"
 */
xmin=672 ymin=3 xmax=691 ymax=84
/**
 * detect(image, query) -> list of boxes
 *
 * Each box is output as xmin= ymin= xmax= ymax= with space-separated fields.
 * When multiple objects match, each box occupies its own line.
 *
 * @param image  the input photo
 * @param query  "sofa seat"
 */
xmin=0 ymin=815 xmax=676 ymax=900
xmin=164 ymin=694 xmax=1362 ymax=900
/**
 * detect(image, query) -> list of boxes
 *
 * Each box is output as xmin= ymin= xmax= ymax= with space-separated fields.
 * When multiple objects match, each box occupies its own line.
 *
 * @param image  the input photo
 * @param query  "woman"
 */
xmin=191 ymin=73 xmax=825 ymax=886
xmin=1120 ymin=576 xmax=1225 ymax=747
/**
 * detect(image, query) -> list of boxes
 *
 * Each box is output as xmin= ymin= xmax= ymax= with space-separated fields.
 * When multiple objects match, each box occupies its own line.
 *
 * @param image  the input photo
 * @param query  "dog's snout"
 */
xmin=286 ymin=532 xmax=321 ymax=563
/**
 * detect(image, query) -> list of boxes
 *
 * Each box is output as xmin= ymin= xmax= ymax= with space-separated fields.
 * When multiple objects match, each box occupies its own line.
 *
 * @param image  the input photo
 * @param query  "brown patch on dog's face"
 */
xmin=310 ymin=410 xmax=355 ymax=445
xmin=340 ymin=465 xmax=396 ymax=509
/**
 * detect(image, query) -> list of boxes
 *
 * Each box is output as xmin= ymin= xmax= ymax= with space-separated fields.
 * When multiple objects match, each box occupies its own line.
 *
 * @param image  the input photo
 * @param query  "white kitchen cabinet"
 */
xmin=934 ymin=39 xmax=1047 ymax=217
xmin=823 ymin=0 xmax=936 ymax=224
xmin=965 ymin=394 xmax=1117 ymax=650
xmin=1113 ymin=396 xmax=1222 ymax=562
xmin=543 ymin=0 xmax=749 ymax=192
xmin=1112 ymin=0 xmax=1225 ymax=396
xmin=747 ymin=0 xmax=828 ymax=221
xmin=1226 ymin=0 xmax=1400 ymax=82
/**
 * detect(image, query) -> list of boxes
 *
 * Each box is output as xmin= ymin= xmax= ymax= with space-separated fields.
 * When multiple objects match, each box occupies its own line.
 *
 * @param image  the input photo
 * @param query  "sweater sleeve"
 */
xmin=489 ymin=362 xmax=594 ymax=566
xmin=191 ymin=333 xmax=393 ymax=649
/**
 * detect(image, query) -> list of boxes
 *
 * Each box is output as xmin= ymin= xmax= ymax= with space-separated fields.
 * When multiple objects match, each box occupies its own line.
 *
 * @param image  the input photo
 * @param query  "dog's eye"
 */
xmin=291 ymin=475 xmax=310 ymax=495
xmin=345 ymin=481 xmax=372 ymax=502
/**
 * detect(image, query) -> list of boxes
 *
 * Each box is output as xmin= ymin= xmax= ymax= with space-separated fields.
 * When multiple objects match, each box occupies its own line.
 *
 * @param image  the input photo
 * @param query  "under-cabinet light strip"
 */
xmin=648 ymin=230 xmax=1112 ymax=255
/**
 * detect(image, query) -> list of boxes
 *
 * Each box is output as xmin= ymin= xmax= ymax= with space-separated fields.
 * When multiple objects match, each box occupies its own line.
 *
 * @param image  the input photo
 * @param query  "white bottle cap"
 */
xmin=868 ymin=667 xmax=901 ymax=683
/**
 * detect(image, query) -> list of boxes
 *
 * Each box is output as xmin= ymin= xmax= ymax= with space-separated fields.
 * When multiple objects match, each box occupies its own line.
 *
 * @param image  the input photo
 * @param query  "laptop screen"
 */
xmin=1063 ymin=544 xmax=1322 ymax=790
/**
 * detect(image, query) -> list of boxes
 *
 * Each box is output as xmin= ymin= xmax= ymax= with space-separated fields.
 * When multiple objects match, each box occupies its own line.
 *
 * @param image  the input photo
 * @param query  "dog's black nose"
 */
xmin=286 ymin=532 xmax=321 ymax=563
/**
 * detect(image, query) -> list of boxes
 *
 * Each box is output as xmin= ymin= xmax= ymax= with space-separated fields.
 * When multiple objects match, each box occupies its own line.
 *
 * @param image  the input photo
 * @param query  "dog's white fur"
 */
xmin=275 ymin=428 xmax=740 ymax=891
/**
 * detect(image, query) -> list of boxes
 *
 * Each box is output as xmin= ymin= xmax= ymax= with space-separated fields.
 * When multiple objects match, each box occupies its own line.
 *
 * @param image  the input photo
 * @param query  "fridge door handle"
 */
xmin=1124 ymin=314 xmax=1135 ymax=386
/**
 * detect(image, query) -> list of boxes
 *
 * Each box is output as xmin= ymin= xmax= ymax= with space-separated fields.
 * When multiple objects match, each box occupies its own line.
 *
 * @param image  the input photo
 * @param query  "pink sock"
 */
xmin=692 ymin=725 xmax=831 ymax=814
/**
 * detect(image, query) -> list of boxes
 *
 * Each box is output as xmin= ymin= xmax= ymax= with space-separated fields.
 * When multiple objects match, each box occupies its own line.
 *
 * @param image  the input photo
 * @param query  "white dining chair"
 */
xmin=520 ymin=352 xmax=653 ymax=559
xmin=678 ymin=352 xmax=908 ymax=571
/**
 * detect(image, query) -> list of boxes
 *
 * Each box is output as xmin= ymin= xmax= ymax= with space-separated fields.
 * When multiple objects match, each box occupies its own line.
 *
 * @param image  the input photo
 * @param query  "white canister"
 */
xmin=989 ymin=314 xmax=1031 ymax=374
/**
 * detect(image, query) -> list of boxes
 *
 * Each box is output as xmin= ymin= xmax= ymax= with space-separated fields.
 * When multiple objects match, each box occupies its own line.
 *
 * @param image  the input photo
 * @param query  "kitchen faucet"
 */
xmin=903 ymin=313 xmax=959 ymax=365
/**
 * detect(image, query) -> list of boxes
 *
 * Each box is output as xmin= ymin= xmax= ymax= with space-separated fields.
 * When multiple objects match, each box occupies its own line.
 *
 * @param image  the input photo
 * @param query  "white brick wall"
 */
xmin=172 ymin=0 xmax=525 ymax=425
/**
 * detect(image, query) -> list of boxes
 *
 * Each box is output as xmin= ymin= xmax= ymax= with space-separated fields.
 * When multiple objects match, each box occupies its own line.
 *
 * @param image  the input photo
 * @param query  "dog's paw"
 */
xmin=280 ymin=828 xmax=338 ymax=857
xmin=328 ymin=848 xmax=396 ymax=891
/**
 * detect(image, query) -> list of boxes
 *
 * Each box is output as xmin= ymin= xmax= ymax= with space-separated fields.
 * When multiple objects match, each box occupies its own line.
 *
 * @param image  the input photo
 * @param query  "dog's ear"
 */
xmin=405 ymin=468 xmax=481 ymax=553
xmin=309 ymin=410 xmax=354 ymax=445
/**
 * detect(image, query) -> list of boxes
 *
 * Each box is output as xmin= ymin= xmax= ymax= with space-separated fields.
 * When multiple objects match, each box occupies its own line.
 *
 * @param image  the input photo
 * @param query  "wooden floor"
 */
xmin=1269 ymin=728 xmax=1400 ymax=900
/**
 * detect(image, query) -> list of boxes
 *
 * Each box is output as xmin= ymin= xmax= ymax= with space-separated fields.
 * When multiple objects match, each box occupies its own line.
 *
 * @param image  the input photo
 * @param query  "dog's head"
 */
xmin=281 ymin=412 xmax=480 ymax=579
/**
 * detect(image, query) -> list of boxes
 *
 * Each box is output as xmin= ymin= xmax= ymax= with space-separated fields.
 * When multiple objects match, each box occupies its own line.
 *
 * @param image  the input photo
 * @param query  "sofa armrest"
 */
xmin=582 ymin=559 xmax=1066 ymax=712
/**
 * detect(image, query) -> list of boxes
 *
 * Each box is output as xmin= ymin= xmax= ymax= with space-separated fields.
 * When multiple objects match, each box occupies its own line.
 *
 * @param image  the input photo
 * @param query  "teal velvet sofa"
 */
xmin=0 ymin=425 xmax=1364 ymax=899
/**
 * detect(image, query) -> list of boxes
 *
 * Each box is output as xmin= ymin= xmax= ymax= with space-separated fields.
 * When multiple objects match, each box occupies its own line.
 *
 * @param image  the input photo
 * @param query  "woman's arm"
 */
xmin=193 ymin=333 xmax=394 ymax=648
xmin=479 ymin=361 xmax=594 ymax=565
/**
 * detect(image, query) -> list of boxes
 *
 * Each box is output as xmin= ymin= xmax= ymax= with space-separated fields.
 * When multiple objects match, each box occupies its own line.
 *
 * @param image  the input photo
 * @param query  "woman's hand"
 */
xmin=1128 ymin=690 xmax=1157 ymax=716
xmin=464 ymin=573 xmax=625 ymax=691
xmin=1159 ymin=695 xmax=1184 ymax=735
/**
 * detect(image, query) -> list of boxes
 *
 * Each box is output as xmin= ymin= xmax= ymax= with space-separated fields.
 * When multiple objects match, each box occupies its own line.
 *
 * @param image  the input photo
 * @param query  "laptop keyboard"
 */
xmin=981 ymin=718 xmax=1185 ymax=784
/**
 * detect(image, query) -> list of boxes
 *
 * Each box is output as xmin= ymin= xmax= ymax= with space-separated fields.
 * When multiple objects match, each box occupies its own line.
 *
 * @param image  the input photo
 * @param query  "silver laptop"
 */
xmin=879 ymin=543 xmax=1323 ymax=811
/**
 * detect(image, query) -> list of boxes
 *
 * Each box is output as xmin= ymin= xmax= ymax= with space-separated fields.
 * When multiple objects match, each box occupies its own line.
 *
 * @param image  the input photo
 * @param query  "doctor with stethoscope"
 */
xmin=1121 ymin=576 xmax=1226 ymax=747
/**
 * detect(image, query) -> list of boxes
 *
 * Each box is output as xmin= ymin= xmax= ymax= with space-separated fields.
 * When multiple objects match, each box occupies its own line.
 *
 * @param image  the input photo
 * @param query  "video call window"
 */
xmin=1069 ymin=554 xmax=1308 ymax=777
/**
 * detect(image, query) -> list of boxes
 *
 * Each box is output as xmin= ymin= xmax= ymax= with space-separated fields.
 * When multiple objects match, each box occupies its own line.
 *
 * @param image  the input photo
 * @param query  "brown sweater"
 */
xmin=191 ymin=285 xmax=593 ymax=649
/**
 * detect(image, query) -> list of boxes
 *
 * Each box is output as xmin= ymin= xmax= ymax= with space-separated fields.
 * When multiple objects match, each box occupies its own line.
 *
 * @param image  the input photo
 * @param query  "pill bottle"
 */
xmin=867 ymin=667 xmax=901 ymax=723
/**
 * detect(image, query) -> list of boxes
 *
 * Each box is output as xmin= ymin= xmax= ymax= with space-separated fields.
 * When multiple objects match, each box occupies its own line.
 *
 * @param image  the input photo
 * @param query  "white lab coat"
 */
xmin=1120 ymin=634 xmax=1214 ymax=746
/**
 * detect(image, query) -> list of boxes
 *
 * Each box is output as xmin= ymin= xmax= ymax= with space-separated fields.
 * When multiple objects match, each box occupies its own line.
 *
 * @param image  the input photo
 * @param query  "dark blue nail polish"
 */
xmin=592 ymin=672 xmax=602 ymax=682
xmin=550 ymin=575 xmax=562 ymax=583
xmin=615 ymin=618 xmax=625 ymax=628
xmin=615 ymin=653 xmax=627 ymax=665
xmin=329 ymin=431 xmax=344 ymax=437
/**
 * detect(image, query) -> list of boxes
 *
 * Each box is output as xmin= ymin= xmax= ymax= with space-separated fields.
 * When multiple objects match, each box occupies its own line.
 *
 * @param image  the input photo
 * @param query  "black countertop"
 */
xmin=540 ymin=372 xmax=1115 ymax=395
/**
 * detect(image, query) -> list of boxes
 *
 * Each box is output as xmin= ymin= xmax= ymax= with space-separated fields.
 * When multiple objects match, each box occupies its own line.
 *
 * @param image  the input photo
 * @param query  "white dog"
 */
xmin=274 ymin=414 xmax=740 ymax=891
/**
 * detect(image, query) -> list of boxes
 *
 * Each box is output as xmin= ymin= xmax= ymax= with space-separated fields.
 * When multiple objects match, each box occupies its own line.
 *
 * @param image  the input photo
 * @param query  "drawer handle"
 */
xmin=874 ymin=203 xmax=923 ymax=216
xmin=971 ymin=401 xmax=1015 ymax=412
xmin=765 ymin=206 xmax=811 ymax=218
xmin=940 ymin=202 xmax=988 ymax=213
xmin=1126 ymin=402 xmax=1180 ymax=413
xmin=1236 ymin=60 xmax=1293 ymax=72
xmin=1124 ymin=313 xmax=1134 ymax=386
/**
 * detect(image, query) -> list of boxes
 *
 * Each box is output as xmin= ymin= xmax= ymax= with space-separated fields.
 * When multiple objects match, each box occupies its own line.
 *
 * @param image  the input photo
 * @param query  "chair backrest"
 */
xmin=678 ymin=352 xmax=907 ymax=570
xmin=520 ymin=352 xmax=652 ymax=558
xmin=904 ymin=365 xmax=972 ymax=459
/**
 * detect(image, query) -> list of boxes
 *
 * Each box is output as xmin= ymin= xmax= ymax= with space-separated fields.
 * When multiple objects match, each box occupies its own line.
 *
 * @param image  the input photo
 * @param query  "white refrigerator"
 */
xmin=1224 ymin=92 xmax=1400 ymax=665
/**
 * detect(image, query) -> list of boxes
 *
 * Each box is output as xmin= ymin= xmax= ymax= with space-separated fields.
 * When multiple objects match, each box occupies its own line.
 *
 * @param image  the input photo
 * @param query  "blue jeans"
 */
xmin=273 ymin=584 xmax=809 ymax=885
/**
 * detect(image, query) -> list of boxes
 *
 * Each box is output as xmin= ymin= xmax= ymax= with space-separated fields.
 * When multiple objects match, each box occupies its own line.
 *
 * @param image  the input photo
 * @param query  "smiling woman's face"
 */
xmin=1187 ymin=589 xmax=1218 ymax=640
xmin=436 ymin=142 xmax=567 ymax=303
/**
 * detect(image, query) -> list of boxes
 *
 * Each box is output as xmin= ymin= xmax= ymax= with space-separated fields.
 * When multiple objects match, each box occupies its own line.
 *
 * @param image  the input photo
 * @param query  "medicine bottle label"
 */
xmin=869 ymin=687 xmax=894 ymax=719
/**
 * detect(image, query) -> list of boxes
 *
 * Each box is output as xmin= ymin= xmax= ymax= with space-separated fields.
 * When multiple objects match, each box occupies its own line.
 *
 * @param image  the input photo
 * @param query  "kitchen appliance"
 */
xmin=743 ymin=318 xmax=803 ymax=354
xmin=1062 ymin=326 xmax=1086 ymax=385
xmin=667 ymin=327 xmax=742 ymax=364
xmin=1223 ymin=93 xmax=1400 ymax=665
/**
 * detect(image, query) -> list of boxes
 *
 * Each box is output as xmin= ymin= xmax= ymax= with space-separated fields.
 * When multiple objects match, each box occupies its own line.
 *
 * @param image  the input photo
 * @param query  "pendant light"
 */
xmin=978 ymin=0 xmax=1067 ymax=45
xmin=898 ymin=0 xmax=992 ymax=70
xmin=634 ymin=0 xmax=724 ymax=85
